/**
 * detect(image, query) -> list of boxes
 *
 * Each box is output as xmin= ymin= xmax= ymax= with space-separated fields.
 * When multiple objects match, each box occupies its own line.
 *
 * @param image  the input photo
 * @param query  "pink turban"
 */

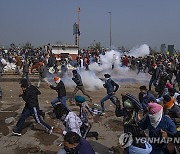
xmin=166 ymin=83 xmax=173 ymax=89
xmin=148 ymin=102 xmax=163 ymax=114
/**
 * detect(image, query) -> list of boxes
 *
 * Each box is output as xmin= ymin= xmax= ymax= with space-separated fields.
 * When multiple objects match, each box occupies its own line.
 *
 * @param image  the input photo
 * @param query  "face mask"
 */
xmin=105 ymin=78 xmax=110 ymax=81
xmin=148 ymin=109 xmax=163 ymax=128
xmin=64 ymin=146 xmax=77 ymax=154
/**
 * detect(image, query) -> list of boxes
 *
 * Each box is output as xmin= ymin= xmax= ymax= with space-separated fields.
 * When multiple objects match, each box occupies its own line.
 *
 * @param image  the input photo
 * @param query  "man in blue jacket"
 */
xmin=100 ymin=74 xmax=119 ymax=113
xmin=58 ymin=131 xmax=95 ymax=154
xmin=138 ymin=102 xmax=177 ymax=154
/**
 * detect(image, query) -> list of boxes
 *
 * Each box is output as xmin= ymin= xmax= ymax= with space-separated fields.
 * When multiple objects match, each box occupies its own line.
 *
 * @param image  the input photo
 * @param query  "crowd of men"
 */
xmin=0 ymin=46 xmax=180 ymax=154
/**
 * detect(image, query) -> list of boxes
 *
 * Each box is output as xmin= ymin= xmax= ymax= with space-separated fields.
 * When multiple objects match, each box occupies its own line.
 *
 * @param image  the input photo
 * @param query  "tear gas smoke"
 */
xmin=129 ymin=44 xmax=150 ymax=58
xmin=61 ymin=70 xmax=103 ymax=91
xmin=45 ymin=44 xmax=151 ymax=91
xmin=46 ymin=71 xmax=103 ymax=92
xmin=79 ymin=70 xmax=104 ymax=91
xmin=87 ymin=44 xmax=150 ymax=83
xmin=61 ymin=74 xmax=76 ymax=87
xmin=89 ymin=50 xmax=122 ymax=72
xmin=46 ymin=72 xmax=76 ymax=88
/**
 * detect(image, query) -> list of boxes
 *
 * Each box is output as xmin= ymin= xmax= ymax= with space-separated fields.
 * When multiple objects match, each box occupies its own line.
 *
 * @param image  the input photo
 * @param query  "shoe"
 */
xmin=87 ymin=132 xmax=99 ymax=140
xmin=48 ymin=127 xmax=54 ymax=135
xmin=100 ymin=111 xmax=105 ymax=116
xmin=12 ymin=130 xmax=22 ymax=136
xmin=95 ymin=132 xmax=99 ymax=140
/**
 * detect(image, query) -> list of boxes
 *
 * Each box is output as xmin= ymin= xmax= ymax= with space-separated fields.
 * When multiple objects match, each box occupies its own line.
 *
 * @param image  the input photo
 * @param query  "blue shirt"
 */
xmin=76 ymin=138 xmax=95 ymax=154
xmin=138 ymin=115 xmax=177 ymax=150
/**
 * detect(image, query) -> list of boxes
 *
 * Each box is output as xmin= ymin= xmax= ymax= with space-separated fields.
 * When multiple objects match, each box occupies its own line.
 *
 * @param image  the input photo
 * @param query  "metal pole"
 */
xmin=77 ymin=7 xmax=80 ymax=49
xmin=108 ymin=12 xmax=112 ymax=50
xmin=75 ymin=23 xmax=78 ymax=46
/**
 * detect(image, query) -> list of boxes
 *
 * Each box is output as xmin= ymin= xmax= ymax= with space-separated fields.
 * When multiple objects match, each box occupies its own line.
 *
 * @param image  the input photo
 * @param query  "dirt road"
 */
xmin=0 ymin=73 xmax=150 ymax=154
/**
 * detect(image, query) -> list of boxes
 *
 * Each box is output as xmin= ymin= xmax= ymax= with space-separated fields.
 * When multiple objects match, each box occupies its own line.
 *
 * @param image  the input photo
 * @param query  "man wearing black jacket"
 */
xmin=139 ymin=85 xmax=156 ymax=110
xmin=148 ymin=63 xmax=161 ymax=91
xmin=50 ymin=76 xmax=67 ymax=107
xmin=72 ymin=70 xmax=92 ymax=101
xmin=13 ymin=79 xmax=53 ymax=136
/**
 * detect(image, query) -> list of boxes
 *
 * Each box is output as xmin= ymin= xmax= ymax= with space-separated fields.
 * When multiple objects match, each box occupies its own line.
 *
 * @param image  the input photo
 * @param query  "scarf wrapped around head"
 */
xmin=148 ymin=102 xmax=163 ymax=128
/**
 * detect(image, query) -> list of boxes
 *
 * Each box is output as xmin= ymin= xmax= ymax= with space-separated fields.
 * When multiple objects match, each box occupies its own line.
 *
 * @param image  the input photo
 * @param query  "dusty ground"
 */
xmin=0 ymin=73 xmax=151 ymax=154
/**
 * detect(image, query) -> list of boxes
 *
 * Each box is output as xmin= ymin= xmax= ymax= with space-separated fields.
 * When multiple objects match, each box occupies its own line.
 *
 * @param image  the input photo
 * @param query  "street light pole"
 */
xmin=108 ymin=12 xmax=112 ymax=50
xmin=77 ymin=7 xmax=80 ymax=49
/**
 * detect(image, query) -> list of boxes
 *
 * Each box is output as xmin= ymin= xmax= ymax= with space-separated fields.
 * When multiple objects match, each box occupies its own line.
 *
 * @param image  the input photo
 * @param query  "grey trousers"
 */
xmin=73 ymin=85 xmax=91 ymax=99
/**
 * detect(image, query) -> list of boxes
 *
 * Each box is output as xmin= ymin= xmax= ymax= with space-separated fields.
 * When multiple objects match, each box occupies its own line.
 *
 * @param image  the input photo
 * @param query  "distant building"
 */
xmin=51 ymin=44 xmax=78 ymax=60
xmin=168 ymin=45 xmax=175 ymax=56
xmin=160 ymin=44 xmax=166 ymax=53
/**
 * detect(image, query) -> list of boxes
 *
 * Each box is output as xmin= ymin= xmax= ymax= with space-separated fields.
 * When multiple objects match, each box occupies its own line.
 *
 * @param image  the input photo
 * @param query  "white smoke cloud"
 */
xmin=129 ymin=44 xmax=150 ymax=58
xmin=61 ymin=73 xmax=76 ymax=87
xmin=89 ymin=50 xmax=122 ymax=72
xmin=57 ymin=70 xmax=103 ymax=91
xmin=87 ymin=44 xmax=150 ymax=83
xmin=79 ymin=70 xmax=104 ymax=91
xmin=48 ymin=44 xmax=151 ymax=91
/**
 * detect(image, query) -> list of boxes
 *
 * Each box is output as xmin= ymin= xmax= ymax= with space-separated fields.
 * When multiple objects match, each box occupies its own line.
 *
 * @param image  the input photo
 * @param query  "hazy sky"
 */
xmin=0 ymin=0 xmax=180 ymax=50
